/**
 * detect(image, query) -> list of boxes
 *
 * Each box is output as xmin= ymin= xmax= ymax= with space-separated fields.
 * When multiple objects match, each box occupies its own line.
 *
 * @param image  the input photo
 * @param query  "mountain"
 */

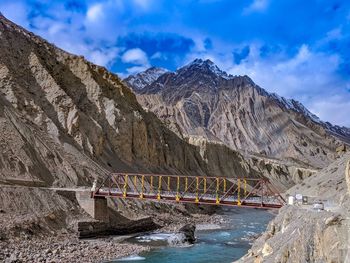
xmin=125 ymin=59 xmax=350 ymax=169
xmin=124 ymin=67 xmax=168 ymax=91
xmin=0 ymin=15 xmax=275 ymax=188
xmin=1 ymin=14 xmax=294 ymax=241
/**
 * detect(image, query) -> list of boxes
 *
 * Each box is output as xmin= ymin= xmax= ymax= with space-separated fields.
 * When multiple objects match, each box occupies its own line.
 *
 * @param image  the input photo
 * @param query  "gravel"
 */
xmin=0 ymin=235 xmax=150 ymax=263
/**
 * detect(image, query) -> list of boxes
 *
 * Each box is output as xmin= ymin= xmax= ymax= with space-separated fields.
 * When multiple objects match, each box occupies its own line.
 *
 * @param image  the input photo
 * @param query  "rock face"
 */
xmin=237 ymin=153 xmax=350 ymax=263
xmin=0 ymin=14 xmax=205 ymax=188
xmin=237 ymin=206 xmax=349 ymax=263
xmin=125 ymin=59 xmax=350 ymax=169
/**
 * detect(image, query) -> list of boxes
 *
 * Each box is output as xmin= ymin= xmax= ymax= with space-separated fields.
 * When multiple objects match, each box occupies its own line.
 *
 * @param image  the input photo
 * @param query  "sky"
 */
xmin=1 ymin=0 xmax=350 ymax=127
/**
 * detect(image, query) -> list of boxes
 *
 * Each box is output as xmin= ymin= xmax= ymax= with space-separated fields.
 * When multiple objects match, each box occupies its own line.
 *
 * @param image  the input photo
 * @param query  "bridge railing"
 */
xmin=93 ymin=173 xmax=285 ymax=209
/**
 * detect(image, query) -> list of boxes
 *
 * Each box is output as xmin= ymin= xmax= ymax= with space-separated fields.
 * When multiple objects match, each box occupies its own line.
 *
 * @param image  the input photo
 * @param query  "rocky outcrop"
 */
xmin=245 ymin=155 xmax=317 ymax=190
xmin=0 ymin=186 xmax=92 ymax=239
xmin=125 ymin=59 xmax=350 ymax=169
xmin=336 ymin=144 xmax=347 ymax=156
xmin=78 ymin=217 xmax=159 ymax=239
xmin=346 ymin=159 xmax=350 ymax=195
xmin=0 ymin=14 xmax=209 ymax=189
xmin=237 ymin=206 xmax=348 ymax=263
xmin=286 ymin=153 xmax=350 ymax=204
xmin=237 ymin=153 xmax=350 ymax=263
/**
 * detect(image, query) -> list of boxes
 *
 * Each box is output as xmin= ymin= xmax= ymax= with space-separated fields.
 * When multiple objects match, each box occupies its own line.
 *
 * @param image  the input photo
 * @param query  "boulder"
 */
xmin=167 ymin=224 xmax=196 ymax=247
xmin=178 ymin=224 xmax=196 ymax=244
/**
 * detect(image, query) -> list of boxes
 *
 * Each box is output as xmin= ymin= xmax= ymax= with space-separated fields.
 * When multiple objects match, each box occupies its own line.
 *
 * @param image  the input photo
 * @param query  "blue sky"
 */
xmin=1 ymin=0 xmax=350 ymax=127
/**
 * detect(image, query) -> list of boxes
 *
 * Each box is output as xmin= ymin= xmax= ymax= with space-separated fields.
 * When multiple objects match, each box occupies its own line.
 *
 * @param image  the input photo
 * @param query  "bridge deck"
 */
xmin=93 ymin=173 xmax=285 ymax=209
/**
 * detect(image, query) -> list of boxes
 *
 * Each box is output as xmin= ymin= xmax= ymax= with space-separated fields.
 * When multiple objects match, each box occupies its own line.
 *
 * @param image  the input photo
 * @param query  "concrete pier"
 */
xmin=76 ymin=191 xmax=109 ymax=223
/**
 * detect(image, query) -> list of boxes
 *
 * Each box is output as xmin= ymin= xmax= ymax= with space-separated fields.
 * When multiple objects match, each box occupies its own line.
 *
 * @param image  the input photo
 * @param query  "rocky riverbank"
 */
xmin=0 ymin=235 xmax=150 ymax=263
xmin=0 ymin=210 xmax=227 ymax=262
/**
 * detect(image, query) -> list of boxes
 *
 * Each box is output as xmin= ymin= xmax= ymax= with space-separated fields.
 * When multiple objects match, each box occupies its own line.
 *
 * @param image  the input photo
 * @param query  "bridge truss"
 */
xmin=93 ymin=173 xmax=285 ymax=209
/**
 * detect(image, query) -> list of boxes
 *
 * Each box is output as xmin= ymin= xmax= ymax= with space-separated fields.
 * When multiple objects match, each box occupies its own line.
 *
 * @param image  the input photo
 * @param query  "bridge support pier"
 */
xmin=76 ymin=191 xmax=109 ymax=223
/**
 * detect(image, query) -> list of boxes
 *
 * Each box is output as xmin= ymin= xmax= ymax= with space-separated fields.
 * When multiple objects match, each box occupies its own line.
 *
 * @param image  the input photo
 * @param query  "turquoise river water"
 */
xmin=114 ymin=208 xmax=274 ymax=263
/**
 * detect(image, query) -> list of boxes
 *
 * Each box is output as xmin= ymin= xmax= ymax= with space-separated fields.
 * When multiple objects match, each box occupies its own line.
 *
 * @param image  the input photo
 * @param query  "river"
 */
xmin=114 ymin=208 xmax=275 ymax=263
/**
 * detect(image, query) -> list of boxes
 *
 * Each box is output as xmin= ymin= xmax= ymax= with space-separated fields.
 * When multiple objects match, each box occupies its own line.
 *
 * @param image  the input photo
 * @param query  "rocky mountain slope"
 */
xmin=125 ymin=59 xmax=350 ymax=169
xmin=237 ymin=153 xmax=350 ymax=263
xmin=0 ymin=14 xmax=208 ymax=189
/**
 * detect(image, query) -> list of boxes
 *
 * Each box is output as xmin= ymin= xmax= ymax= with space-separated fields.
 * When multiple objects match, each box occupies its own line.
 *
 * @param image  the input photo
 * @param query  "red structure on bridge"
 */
xmin=93 ymin=173 xmax=285 ymax=209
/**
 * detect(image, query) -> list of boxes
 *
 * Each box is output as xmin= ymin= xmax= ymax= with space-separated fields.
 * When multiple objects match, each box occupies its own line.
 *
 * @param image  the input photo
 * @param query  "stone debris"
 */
xmin=0 ymin=236 xmax=149 ymax=263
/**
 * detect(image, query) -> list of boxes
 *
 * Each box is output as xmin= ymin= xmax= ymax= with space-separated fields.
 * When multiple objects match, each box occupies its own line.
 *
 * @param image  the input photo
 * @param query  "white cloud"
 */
xmin=86 ymin=3 xmax=104 ymax=22
xmin=240 ymin=45 xmax=341 ymax=97
xmin=122 ymin=48 xmax=149 ymax=65
xmin=316 ymin=27 xmax=345 ymax=48
xmin=243 ymin=0 xmax=269 ymax=14
xmin=126 ymin=65 xmax=150 ymax=75
xmin=309 ymin=95 xmax=350 ymax=127
xmin=122 ymin=48 xmax=151 ymax=75
xmin=87 ymin=48 xmax=120 ymax=67
xmin=47 ymin=22 xmax=66 ymax=36
xmin=151 ymin=52 xmax=163 ymax=59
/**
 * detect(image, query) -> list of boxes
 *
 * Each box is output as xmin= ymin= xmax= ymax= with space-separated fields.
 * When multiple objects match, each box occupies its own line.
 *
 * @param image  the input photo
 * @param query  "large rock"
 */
xmin=167 ymin=224 xmax=196 ymax=246
xmin=178 ymin=224 xmax=196 ymax=244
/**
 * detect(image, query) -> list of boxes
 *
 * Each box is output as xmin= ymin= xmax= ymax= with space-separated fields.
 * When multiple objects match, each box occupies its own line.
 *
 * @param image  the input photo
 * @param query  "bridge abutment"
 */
xmin=76 ymin=191 xmax=109 ymax=223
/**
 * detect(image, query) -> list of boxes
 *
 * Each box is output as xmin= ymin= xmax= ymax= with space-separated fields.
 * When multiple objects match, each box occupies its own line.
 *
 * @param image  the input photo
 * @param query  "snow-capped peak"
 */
xmin=141 ymin=67 xmax=168 ymax=81
xmin=270 ymin=93 xmax=321 ymax=123
xmin=270 ymin=93 xmax=350 ymax=138
xmin=124 ymin=67 xmax=168 ymax=91
xmin=180 ymin=58 xmax=234 ymax=80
